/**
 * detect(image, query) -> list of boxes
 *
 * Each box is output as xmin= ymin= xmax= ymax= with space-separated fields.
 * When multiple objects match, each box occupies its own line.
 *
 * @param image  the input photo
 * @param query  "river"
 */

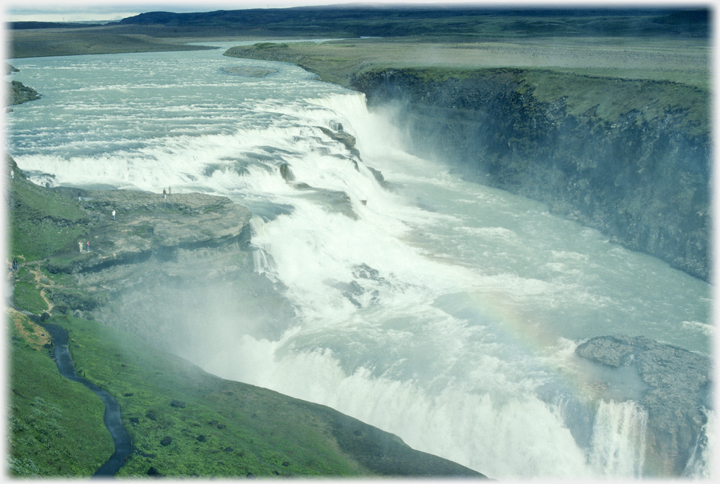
xmin=6 ymin=43 xmax=713 ymax=478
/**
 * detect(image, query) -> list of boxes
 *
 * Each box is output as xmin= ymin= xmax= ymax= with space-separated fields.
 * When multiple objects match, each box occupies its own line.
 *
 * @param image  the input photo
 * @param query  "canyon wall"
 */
xmin=351 ymin=68 xmax=711 ymax=281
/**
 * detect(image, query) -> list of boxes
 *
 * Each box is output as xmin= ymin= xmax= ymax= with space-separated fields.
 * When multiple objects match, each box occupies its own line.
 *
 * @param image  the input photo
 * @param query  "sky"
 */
xmin=3 ymin=0 xmax=706 ymax=23
xmin=5 ymin=1 xmax=358 ymax=23
xmin=4 ymin=2 xmax=314 ymax=22
xmin=3 ymin=1 xmax=521 ymax=23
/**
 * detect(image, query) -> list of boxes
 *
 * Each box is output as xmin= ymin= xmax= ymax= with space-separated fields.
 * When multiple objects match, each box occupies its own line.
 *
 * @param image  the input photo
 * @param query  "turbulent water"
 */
xmin=7 ymin=43 xmax=714 ymax=478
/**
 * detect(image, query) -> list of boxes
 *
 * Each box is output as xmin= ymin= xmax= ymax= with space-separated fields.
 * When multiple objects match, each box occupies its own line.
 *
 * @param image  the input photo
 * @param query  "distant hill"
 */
xmin=114 ymin=6 xmax=710 ymax=39
xmin=9 ymin=7 xmax=709 ymax=39
xmin=10 ymin=21 xmax=104 ymax=29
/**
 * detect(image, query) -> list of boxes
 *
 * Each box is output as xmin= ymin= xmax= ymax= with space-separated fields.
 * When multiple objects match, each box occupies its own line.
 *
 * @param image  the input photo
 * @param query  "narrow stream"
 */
xmin=37 ymin=321 xmax=132 ymax=476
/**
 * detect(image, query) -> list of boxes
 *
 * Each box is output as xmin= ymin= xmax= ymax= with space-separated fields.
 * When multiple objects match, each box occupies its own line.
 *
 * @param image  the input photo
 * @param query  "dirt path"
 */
xmin=24 ymin=260 xmax=56 ymax=312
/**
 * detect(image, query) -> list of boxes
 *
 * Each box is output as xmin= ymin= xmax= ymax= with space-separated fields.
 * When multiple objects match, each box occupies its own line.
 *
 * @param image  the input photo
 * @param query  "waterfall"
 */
xmin=7 ymin=48 xmax=712 ymax=479
xmin=683 ymin=409 xmax=715 ymax=478
xmin=589 ymin=400 xmax=648 ymax=477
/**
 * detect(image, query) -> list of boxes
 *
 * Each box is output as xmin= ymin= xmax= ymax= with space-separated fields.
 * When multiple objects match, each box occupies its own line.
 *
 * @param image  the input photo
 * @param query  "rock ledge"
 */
xmin=46 ymin=189 xmax=251 ymax=274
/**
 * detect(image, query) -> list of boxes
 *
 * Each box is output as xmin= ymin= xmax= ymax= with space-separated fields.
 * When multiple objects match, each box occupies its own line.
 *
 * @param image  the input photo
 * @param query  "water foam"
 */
xmin=202 ymin=327 xmax=664 ymax=478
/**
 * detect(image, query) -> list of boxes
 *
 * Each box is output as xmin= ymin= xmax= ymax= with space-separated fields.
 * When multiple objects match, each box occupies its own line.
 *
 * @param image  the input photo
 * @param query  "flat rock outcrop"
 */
xmin=575 ymin=335 xmax=712 ymax=476
xmin=46 ymin=189 xmax=251 ymax=275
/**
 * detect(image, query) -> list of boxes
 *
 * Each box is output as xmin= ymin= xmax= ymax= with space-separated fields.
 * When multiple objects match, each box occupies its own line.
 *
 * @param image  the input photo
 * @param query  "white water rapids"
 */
xmin=6 ymin=43 xmax=713 ymax=478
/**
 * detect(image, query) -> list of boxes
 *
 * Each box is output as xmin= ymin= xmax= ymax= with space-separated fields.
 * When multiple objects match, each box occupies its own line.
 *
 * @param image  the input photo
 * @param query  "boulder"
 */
xmin=7 ymin=80 xmax=41 ymax=106
xmin=576 ymin=335 xmax=711 ymax=476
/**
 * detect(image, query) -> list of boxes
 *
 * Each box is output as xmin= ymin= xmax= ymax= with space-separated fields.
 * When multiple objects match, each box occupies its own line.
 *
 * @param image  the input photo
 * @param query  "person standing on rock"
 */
xmin=79 ymin=241 xmax=83 ymax=253
xmin=78 ymin=192 xmax=82 ymax=202
xmin=112 ymin=209 xmax=116 ymax=221
xmin=163 ymin=188 xmax=166 ymax=199
xmin=86 ymin=241 xmax=90 ymax=252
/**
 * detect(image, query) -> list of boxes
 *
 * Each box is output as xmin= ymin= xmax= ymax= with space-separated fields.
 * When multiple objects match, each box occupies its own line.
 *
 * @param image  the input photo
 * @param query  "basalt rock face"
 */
xmin=575 ymin=335 xmax=712 ymax=476
xmin=352 ymin=69 xmax=710 ymax=281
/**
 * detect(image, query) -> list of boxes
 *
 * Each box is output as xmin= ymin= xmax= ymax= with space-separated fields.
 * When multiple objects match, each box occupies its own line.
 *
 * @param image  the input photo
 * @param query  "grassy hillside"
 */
xmin=8 ymin=26 xmax=215 ymax=59
xmin=8 ymin=157 xmax=91 ymax=263
xmin=8 ymin=311 xmax=114 ymax=477
xmin=37 ymin=314 xmax=364 ymax=477
xmin=114 ymin=6 xmax=711 ymax=40
xmin=7 ymin=306 xmax=371 ymax=477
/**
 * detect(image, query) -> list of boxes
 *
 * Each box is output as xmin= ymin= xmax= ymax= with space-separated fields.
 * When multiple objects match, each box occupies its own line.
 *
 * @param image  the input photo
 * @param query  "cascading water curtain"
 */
xmin=589 ymin=400 xmax=647 ymax=477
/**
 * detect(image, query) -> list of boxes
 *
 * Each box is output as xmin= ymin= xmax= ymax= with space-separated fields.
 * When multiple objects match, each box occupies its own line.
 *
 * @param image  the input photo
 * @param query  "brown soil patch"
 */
xmin=9 ymin=309 xmax=51 ymax=350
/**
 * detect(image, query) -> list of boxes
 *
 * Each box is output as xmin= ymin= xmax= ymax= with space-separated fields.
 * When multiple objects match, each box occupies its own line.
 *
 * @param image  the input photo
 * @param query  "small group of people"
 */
xmin=8 ymin=259 xmax=18 ymax=271
xmin=79 ymin=241 xmax=90 ymax=253
xmin=162 ymin=187 xmax=171 ymax=199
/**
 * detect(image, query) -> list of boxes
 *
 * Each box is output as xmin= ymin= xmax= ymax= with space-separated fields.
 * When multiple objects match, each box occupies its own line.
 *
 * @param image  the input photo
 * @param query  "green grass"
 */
xmin=11 ymin=280 xmax=49 ymax=314
xmin=9 ymin=308 xmax=369 ymax=478
xmin=225 ymin=36 xmax=708 ymax=89
xmin=8 ymin=312 xmax=114 ymax=477
xmin=9 ymin=161 xmax=90 ymax=263
xmin=56 ymin=314 xmax=364 ymax=477
xmin=517 ymin=69 xmax=708 ymax=134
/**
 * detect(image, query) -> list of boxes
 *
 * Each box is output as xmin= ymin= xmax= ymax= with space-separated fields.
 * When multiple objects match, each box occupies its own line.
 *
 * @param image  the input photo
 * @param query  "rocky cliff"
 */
xmin=351 ymin=68 xmax=710 ymax=281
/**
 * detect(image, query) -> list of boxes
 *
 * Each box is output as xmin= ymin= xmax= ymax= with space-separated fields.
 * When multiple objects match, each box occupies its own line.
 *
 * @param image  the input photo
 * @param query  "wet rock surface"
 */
xmin=317 ymin=125 xmax=361 ymax=159
xmin=6 ymin=65 xmax=41 ymax=106
xmin=576 ymin=334 xmax=712 ymax=476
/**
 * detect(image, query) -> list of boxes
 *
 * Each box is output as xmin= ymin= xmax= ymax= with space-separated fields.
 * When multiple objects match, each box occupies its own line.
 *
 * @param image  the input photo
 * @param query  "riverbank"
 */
xmin=6 ymin=155 xmax=484 ymax=478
